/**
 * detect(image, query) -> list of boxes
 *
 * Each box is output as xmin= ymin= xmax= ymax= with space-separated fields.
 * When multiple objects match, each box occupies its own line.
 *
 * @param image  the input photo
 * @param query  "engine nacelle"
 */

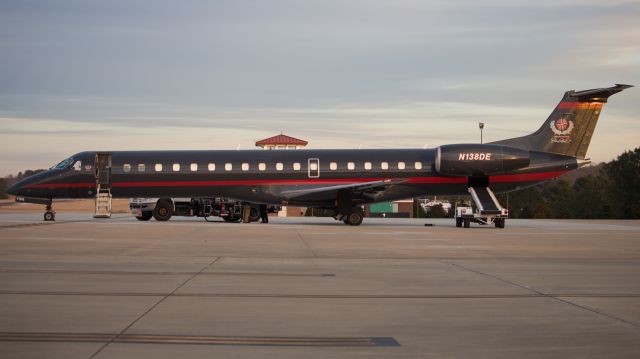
xmin=435 ymin=144 xmax=530 ymax=176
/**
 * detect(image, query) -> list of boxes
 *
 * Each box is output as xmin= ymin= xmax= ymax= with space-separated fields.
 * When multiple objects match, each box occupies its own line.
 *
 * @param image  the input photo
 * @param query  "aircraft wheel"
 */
xmin=455 ymin=218 xmax=462 ymax=227
xmin=344 ymin=209 xmax=363 ymax=226
xmin=495 ymin=218 xmax=506 ymax=228
xmin=153 ymin=199 xmax=173 ymax=221
xmin=44 ymin=211 xmax=55 ymax=221
xmin=463 ymin=218 xmax=470 ymax=228
xmin=136 ymin=212 xmax=153 ymax=221
xmin=249 ymin=207 xmax=261 ymax=222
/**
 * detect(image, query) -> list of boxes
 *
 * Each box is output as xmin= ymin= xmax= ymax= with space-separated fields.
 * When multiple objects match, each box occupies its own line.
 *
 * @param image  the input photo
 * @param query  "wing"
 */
xmin=280 ymin=179 xmax=407 ymax=203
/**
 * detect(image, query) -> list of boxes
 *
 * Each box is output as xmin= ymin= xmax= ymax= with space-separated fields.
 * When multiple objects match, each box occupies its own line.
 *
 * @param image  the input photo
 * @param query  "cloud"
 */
xmin=0 ymin=0 xmax=638 ymax=175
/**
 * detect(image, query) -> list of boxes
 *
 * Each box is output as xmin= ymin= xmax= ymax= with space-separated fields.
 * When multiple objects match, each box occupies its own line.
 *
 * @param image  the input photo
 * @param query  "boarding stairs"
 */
xmin=94 ymin=152 xmax=112 ymax=218
xmin=94 ymin=190 xmax=112 ymax=218
xmin=468 ymin=186 xmax=503 ymax=215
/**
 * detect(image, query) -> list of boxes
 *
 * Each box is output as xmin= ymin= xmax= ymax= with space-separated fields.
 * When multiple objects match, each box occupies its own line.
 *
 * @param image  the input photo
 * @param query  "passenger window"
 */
xmin=190 ymin=163 xmax=198 ymax=171
xmin=309 ymin=162 xmax=318 ymax=171
xmin=173 ymin=163 xmax=180 ymax=172
xmin=276 ymin=163 xmax=284 ymax=171
xmin=364 ymin=162 xmax=372 ymax=170
xmin=415 ymin=161 xmax=423 ymax=170
xmin=330 ymin=162 xmax=337 ymax=170
xmin=123 ymin=164 xmax=131 ymax=173
xmin=225 ymin=163 xmax=233 ymax=171
xmin=138 ymin=164 xmax=145 ymax=172
xmin=155 ymin=164 xmax=163 ymax=172
xmin=242 ymin=163 xmax=249 ymax=171
xmin=398 ymin=162 xmax=405 ymax=170
xmin=208 ymin=163 xmax=215 ymax=171
xmin=381 ymin=162 xmax=389 ymax=170
xmin=347 ymin=162 xmax=355 ymax=170
xmin=293 ymin=162 xmax=301 ymax=171
xmin=258 ymin=163 xmax=266 ymax=171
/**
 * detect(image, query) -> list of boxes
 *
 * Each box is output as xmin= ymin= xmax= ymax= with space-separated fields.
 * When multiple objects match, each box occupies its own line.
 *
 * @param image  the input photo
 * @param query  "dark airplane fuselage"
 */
xmin=8 ymin=85 xmax=631 ymax=220
xmin=10 ymin=148 xmax=577 ymax=207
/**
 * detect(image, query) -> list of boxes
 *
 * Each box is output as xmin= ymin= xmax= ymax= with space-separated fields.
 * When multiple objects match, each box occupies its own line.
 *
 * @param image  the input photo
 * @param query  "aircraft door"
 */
xmin=308 ymin=158 xmax=320 ymax=178
xmin=95 ymin=153 xmax=112 ymax=191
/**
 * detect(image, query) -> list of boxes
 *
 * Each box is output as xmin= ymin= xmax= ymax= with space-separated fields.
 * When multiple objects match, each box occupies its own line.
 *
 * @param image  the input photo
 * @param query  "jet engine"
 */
xmin=435 ymin=144 xmax=530 ymax=176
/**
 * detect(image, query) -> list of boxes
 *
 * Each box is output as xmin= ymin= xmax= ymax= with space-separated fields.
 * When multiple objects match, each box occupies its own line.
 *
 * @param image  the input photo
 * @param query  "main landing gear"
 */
xmin=334 ymin=190 xmax=364 ymax=226
xmin=335 ymin=207 xmax=364 ymax=226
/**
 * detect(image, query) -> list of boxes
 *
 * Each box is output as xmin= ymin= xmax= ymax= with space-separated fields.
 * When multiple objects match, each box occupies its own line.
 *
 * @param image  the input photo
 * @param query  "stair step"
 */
xmin=468 ymin=186 xmax=502 ymax=214
xmin=94 ymin=190 xmax=112 ymax=218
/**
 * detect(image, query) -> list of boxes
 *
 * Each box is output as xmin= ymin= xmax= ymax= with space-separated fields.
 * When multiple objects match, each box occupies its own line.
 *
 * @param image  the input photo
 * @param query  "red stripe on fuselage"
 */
xmin=24 ymin=171 xmax=568 ymax=189
xmin=490 ymin=171 xmax=567 ymax=182
xmin=112 ymin=178 xmax=388 ymax=187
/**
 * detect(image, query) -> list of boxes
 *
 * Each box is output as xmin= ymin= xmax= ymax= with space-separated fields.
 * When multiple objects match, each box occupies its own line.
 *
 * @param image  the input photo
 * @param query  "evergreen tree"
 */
xmin=541 ymin=180 xmax=574 ymax=218
xmin=604 ymin=147 xmax=640 ymax=218
xmin=0 ymin=177 xmax=7 ymax=199
xmin=499 ymin=188 xmax=547 ymax=219
xmin=571 ymin=175 xmax=612 ymax=218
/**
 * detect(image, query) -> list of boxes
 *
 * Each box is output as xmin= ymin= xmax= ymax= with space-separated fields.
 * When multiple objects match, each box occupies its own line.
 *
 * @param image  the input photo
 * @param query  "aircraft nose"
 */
xmin=6 ymin=176 xmax=34 ymax=196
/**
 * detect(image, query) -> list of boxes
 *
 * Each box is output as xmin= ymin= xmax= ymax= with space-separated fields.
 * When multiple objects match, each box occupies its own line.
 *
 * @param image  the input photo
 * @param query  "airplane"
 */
xmin=7 ymin=84 xmax=632 ymax=226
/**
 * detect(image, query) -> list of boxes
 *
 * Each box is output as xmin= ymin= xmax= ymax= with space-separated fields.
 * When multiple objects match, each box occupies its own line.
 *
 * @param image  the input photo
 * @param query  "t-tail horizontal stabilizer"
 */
xmin=492 ymin=84 xmax=633 ymax=159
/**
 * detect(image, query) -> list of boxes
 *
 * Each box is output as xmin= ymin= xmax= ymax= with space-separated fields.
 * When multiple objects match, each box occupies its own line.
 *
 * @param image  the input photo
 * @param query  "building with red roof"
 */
xmin=255 ymin=133 xmax=308 ymax=150
xmin=255 ymin=133 xmax=309 ymax=217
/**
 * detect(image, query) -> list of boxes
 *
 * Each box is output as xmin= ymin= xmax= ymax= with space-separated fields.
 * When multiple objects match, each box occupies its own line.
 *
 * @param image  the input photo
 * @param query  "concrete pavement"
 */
xmin=0 ymin=213 xmax=639 ymax=358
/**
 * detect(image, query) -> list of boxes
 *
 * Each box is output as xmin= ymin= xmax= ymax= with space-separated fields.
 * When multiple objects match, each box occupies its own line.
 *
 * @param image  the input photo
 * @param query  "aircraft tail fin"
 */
xmin=491 ymin=84 xmax=632 ymax=159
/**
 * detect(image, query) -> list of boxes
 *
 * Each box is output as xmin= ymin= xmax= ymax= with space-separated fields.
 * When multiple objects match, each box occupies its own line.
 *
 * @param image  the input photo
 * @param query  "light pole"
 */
xmin=479 ymin=122 xmax=484 ymax=144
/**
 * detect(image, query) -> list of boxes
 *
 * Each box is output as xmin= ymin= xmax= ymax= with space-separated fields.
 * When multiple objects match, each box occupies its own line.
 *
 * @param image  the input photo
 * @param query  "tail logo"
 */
xmin=550 ymin=115 xmax=574 ymax=143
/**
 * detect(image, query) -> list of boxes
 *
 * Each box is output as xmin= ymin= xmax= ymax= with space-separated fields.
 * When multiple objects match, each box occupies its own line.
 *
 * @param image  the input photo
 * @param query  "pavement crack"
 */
xmin=88 ymin=256 xmax=221 ymax=359
xmin=441 ymin=260 xmax=640 ymax=330
xmin=294 ymin=229 xmax=318 ymax=258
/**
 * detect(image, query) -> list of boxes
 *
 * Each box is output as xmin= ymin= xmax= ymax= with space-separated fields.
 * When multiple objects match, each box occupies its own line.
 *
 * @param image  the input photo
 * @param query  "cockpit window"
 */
xmin=51 ymin=157 xmax=75 ymax=170
xmin=72 ymin=161 xmax=82 ymax=171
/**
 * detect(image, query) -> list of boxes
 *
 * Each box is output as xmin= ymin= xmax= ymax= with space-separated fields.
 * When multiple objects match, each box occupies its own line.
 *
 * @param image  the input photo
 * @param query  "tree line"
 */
xmin=498 ymin=147 xmax=639 ymax=219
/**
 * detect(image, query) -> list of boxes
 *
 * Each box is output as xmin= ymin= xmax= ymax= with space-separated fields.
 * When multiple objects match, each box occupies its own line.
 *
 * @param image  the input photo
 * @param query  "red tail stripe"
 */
xmin=24 ymin=171 xmax=568 ymax=189
xmin=557 ymin=102 xmax=603 ymax=109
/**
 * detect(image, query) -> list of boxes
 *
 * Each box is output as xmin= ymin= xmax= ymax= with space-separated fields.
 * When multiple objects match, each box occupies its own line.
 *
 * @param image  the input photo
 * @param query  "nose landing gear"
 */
xmin=13 ymin=196 xmax=56 ymax=221
xmin=44 ymin=200 xmax=55 ymax=221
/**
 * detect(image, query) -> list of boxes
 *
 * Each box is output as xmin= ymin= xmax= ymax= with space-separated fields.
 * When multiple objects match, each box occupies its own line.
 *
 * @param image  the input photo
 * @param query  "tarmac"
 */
xmin=0 ymin=212 xmax=639 ymax=358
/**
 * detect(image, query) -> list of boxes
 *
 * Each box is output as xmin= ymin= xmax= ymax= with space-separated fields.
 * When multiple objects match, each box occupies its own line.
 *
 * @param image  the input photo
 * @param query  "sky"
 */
xmin=1 ymin=0 xmax=639 ymax=176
